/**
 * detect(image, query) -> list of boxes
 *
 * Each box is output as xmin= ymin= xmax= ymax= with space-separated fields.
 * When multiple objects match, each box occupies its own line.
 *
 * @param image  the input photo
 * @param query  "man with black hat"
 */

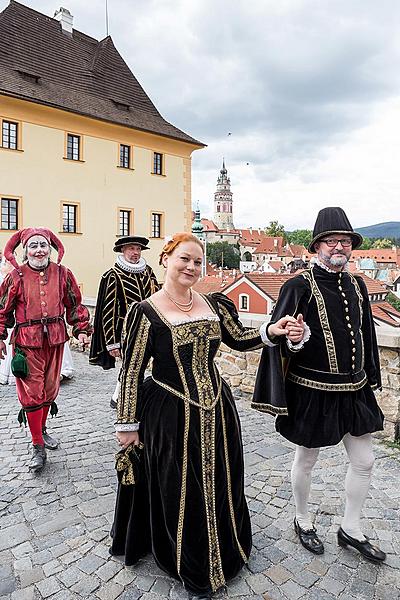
xmin=89 ymin=236 xmax=159 ymax=407
xmin=253 ymin=207 xmax=385 ymax=563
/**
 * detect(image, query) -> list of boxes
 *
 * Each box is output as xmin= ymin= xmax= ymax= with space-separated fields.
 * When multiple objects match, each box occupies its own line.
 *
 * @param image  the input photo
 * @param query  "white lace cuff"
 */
xmin=115 ymin=422 xmax=140 ymax=432
xmin=259 ymin=322 xmax=278 ymax=347
xmin=106 ymin=343 xmax=121 ymax=351
xmin=286 ymin=322 xmax=311 ymax=352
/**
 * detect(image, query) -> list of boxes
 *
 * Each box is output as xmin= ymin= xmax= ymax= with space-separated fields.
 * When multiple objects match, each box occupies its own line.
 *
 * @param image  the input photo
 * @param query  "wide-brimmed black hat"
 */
xmin=113 ymin=236 xmax=150 ymax=252
xmin=308 ymin=207 xmax=363 ymax=253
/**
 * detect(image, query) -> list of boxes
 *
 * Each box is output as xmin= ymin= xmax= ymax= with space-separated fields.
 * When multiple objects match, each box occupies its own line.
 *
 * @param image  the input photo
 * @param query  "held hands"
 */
xmin=78 ymin=333 xmax=90 ymax=351
xmin=269 ymin=314 xmax=305 ymax=344
xmin=116 ymin=430 xmax=140 ymax=450
xmin=0 ymin=340 xmax=6 ymax=361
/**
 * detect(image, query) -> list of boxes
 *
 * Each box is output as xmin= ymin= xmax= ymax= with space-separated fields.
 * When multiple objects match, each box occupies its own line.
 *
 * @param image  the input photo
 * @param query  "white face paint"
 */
xmin=26 ymin=235 xmax=50 ymax=269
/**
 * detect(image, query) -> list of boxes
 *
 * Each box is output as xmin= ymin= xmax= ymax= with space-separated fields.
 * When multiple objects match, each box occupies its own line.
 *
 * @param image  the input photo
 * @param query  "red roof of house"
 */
xmin=237 ymin=272 xmax=297 ymax=301
xmin=193 ymin=275 xmax=235 ymax=294
xmin=201 ymin=218 xmax=219 ymax=231
xmin=251 ymin=237 xmax=285 ymax=254
xmin=351 ymin=249 xmax=397 ymax=263
xmin=371 ymin=302 xmax=400 ymax=327
xmin=268 ymin=260 xmax=285 ymax=271
xmin=355 ymin=272 xmax=388 ymax=295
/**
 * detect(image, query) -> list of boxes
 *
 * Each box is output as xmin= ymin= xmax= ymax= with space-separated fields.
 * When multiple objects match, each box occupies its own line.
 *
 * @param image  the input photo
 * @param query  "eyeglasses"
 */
xmin=320 ymin=238 xmax=352 ymax=248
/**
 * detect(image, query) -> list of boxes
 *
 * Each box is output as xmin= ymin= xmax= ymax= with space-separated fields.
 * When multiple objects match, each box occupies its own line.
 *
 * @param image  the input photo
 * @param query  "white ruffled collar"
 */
xmin=116 ymin=255 xmax=147 ymax=273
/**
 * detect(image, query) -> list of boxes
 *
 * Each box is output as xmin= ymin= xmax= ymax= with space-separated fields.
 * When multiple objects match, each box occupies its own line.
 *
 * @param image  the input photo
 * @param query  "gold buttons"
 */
xmin=43 ymin=312 xmax=48 ymax=317
xmin=344 ymin=300 xmax=348 ymax=305
xmin=346 ymin=315 xmax=350 ymax=321
xmin=39 ymin=271 xmax=44 ymax=276
xmin=40 ymin=291 xmax=45 ymax=296
xmin=352 ymin=348 xmax=356 ymax=353
xmin=40 ymin=280 xmax=45 ymax=285
xmin=347 ymin=324 xmax=352 ymax=329
xmin=350 ymin=331 xmax=354 ymax=336
xmin=41 ymin=301 xmax=46 ymax=306
xmin=341 ymin=292 xmax=346 ymax=297
xmin=352 ymin=339 xmax=356 ymax=345
xmin=338 ymin=286 xmax=343 ymax=291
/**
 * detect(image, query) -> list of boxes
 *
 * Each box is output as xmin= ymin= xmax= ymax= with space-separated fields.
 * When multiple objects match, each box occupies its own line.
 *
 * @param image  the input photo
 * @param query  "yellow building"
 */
xmin=0 ymin=2 xmax=204 ymax=297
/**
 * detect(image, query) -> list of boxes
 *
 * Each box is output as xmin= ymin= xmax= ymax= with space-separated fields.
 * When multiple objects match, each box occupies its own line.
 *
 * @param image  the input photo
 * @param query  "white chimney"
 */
xmin=274 ymin=238 xmax=278 ymax=247
xmin=54 ymin=7 xmax=73 ymax=35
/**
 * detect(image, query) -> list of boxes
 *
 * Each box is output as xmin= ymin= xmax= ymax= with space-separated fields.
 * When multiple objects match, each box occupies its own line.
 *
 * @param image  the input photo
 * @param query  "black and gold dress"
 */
xmin=111 ymin=293 xmax=264 ymax=595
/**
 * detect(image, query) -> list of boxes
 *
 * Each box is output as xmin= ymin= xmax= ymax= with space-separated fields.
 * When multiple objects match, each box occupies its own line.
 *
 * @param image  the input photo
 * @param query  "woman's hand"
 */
xmin=116 ymin=430 xmax=140 ymax=449
xmin=109 ymin=349 xmax=121 ymax=358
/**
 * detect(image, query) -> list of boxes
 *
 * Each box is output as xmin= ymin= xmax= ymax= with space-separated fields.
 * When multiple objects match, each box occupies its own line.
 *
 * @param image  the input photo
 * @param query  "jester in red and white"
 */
xmin=0 ymin=228 xmax=92 ymax=472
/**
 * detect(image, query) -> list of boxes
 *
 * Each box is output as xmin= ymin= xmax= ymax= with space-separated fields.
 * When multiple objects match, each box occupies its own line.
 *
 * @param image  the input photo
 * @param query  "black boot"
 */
xmin=110 ymin=398 xmax=118 ymax=409
xmin=29 ymin=444 xmax=47 ymax=472
xmin=42 ymin=428 xmax=59 ymax=450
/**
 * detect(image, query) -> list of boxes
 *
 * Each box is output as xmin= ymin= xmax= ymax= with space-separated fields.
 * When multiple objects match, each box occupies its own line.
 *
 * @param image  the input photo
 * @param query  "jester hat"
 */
xmin=4 ymin=227 xmax=65 ymax=272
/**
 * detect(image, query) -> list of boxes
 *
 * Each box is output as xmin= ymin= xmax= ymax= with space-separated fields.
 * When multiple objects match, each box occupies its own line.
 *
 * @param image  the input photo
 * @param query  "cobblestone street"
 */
xmin=0 ymin=349 xmax=399 ymax=600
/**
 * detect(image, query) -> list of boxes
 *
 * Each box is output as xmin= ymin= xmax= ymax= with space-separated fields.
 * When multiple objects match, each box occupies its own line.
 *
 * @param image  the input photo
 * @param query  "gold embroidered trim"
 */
xmin=200 ymin=408 xmax=225 ymax=592
xmin=218 ymin=304 xmax=264 ymax=348
xmin=151 ymin=376 xmax=222 ymax=411
xmin=220 ymin=396 xmax=248 ymax=564
xmin=176 ymin=400 xmax=190 ymax=577
xmin=287 ymin=372 xmax=367 ymax=391
xmin=348 ymin=273 xmax=365 ymax=368
xmin=119 ymin=312 xmax=151 ymax=423
xmin=250 ymin=402 xmax=288 ymax=415
xmin=302 ymin=270 xmax=339 ymax=373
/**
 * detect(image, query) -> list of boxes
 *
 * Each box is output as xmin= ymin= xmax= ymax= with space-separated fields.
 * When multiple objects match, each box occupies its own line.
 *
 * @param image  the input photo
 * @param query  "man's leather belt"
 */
xmin=16 ymin=316 xmax=64 ymax=327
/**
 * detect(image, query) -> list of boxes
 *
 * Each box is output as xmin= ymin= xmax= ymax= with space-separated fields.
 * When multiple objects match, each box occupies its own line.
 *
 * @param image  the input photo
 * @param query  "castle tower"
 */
xmin=192 ymin=204 xmax=205 ymax=240
xmin=213 ymin=159 xmax=234 ymax=230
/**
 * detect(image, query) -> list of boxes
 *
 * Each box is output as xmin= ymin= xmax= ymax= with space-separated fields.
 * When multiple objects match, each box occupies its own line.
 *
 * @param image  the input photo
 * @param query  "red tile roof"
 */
xmin=267 ymin=261 xmax=285 ymax=271
xmin=0 ymin=1 xmax=203 ymax=146
xmin=243 ymin=272 xmax=297 ymax=301
xmin=355 ymin=272 xmax=388 ymax=295
xmin=193 ymin=275 xmax=235 ymax=294
xmin=251 ymin=237 xmax=285 ymax=254
xmin=371 ymin=302 xmax=400 ymax=327
xmin=351 ymin=249 xmax=397 ymax=263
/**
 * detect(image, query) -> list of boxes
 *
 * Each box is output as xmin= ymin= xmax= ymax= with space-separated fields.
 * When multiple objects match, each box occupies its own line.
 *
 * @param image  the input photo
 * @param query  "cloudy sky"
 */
xmin=2 ymin=0 xmax=399 ymax=230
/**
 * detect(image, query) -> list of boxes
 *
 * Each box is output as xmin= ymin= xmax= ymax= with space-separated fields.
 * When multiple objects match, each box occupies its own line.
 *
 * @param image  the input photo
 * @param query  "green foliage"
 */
xmin=264 ymin=220 xmax=286 ymax=240
xmin=386 ymin=292 xmax=400 ymax=312
xmin=206 ymin=242 xmax=240 ymax=268
xmin=286 ymin=230 xmax=312 ymax=247
xmin=359 ymin=237 xmax=373 ymax=250
xmin=372 ymin=238 xmax=394 ymax=249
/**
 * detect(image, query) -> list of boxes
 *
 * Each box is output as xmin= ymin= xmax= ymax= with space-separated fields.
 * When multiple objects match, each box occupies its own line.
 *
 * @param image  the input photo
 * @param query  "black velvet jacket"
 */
xmin=253 ymin=265 xmax=381 ymax=415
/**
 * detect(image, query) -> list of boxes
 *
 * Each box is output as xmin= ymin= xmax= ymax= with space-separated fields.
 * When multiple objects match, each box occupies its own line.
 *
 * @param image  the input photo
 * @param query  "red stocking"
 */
xmin=42 ymin=405 xmax=50 ymax=430
xmin=26 ymin=409 xmax=45 ymax=446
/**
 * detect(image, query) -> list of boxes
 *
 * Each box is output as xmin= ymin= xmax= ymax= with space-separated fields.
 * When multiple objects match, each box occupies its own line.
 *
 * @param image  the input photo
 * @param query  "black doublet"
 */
xmin=89 ymin=262 xmax=159 ymax=369
xmin=253 ymin=265 xmax=384 ymax=447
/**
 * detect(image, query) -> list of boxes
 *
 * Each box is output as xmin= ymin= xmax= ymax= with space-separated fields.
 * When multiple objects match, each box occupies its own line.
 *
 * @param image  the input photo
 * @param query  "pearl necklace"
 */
xmin=163 ymin=287 xmax=194 ymax=312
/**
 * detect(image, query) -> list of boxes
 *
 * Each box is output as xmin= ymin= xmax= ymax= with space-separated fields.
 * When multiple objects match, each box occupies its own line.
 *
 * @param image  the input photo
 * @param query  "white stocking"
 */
xmin=291 ymin=445 xmax=320 ymax=530
xmin=112 ymin=379 xmax=120 ymax=402
xmin=341 ymin=433 xmax=374 ymax=541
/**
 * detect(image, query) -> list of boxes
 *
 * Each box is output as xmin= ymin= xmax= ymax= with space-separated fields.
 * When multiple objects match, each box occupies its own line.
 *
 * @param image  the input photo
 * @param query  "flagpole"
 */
xmin=105 ymin=0 xmax=109 ymax=36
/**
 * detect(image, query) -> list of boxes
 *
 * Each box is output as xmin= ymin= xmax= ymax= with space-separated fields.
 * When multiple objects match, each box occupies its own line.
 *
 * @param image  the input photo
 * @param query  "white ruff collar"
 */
xmin=116 ymin=255 xmax=147 ymax=273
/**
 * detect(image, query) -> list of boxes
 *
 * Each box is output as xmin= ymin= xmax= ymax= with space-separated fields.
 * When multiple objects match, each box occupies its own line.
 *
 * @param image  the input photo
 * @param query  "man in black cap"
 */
xmin=89 ymin=236 xmax=159 ymax=407
xmin=253 ymin=207 xmax=385 ymax=563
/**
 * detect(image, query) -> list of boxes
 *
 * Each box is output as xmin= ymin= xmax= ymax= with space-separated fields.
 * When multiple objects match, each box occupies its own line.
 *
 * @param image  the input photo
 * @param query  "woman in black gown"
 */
xmin=110 ymin=233 xmax=304 ymax=598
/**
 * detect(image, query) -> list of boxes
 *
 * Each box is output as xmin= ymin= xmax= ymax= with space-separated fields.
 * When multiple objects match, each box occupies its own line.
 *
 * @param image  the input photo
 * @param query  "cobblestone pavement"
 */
xmin=0 ymin=349 xmax=399 ymax=600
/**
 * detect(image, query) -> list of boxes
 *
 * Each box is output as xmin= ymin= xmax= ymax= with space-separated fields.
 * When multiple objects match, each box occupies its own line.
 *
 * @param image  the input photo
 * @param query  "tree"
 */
xmin=286 ymin=230 xmax=312 ymax=247
xmin=386 ymin=292 xmax=400 ymax=313
xmin=207 ymin=242 xmax=240 ymax=269
xmin=359 ymin=237 xmax=373 ymax=250
xmin=264 ymin=221 xmax=286 ymax=240
xmin=372 ymin=238 xmax=394 ymax=249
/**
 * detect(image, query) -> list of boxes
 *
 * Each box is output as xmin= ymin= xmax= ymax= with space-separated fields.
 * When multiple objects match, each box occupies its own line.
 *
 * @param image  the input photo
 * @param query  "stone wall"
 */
xmin=215 ymin=321 xmax=400 ymax=442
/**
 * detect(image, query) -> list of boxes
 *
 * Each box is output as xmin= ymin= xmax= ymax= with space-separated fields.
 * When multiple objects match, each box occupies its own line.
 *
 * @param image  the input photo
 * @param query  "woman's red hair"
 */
xmin=159 ymin=233 xmax=204 ymax=265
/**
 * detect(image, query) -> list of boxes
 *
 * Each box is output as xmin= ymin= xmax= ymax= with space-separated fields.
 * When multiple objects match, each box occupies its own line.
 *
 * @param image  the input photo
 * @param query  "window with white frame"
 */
xmin=2 ymin=121 xmax=18 ymax=149
xmin=239 ymin=294 xmax=249 ymax=311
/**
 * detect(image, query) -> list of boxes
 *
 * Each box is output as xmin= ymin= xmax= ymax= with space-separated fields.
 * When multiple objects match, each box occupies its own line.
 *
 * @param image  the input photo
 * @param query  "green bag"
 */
xmin=11 ymin=347 xmax=29 ymax=379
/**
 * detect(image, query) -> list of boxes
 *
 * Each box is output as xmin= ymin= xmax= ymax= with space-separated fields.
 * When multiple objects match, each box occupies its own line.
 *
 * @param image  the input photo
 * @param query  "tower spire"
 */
xmin=213 ymin=160 xmax=234 ymax=230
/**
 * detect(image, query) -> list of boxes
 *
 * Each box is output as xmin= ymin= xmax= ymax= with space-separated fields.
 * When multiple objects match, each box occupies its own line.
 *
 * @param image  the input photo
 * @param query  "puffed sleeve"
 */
xmin=63 ymin=268 xmax=93 ymax=338
xmin=116 ymin=302 xmax=153 ymax=428
xmin=209 ymin=292 xmax=264 ymax=351
xmin=355 ymin=276 xmax=381 ymax=390
xmin=0 ymin=273 xmax=17 ymax=340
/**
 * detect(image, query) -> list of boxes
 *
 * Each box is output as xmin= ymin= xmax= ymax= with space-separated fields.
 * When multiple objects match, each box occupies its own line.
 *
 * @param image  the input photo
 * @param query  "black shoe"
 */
xmin=294 ymin=517 xmax=324 ymax=555
xmin=29 ymin=444 xmax=47 ymax=472
xmin=337 ymin=527 xmax=386 ymax=563
xmin=110 ymin=398 xmax=117 ymax=409
xmin=42 ymin=428 xmax=59 ymax=450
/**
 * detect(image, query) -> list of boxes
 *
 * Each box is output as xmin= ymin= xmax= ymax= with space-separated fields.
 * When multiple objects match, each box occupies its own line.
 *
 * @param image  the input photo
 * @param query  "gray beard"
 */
xmin=319 ymin=251 xmax=349 ymax=269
